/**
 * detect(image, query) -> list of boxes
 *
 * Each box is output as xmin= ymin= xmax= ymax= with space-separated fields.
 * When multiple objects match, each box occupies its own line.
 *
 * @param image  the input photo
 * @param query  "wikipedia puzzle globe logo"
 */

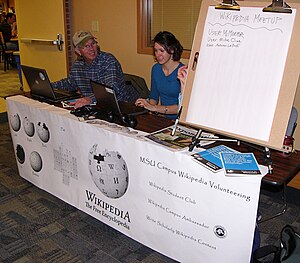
xmin=37 ymin=122 xmax=50 ymax=143
xmin=23 ymin=116 xmax=35 ymax=137
xmin=10 ymin=113 xmax=21 ymax=132
xmin=88 ymin=144 xmax=129 ymax=198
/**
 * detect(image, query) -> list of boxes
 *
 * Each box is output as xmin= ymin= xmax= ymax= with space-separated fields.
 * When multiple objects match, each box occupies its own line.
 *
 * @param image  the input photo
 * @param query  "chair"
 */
xmin=286 ymin=106 xmax=298 ymax=137
xmin=0 ymin=34 xmax=3 ymax=62
xmin=282 ymin=106 xmax=298 ymax=154
xmin=0 ymin=32 xmax=14 ymax=71
xmin=124 ymin=73 xmax=149 ymax=99
xmin=13 ymin=51 xmax=23 ymax=87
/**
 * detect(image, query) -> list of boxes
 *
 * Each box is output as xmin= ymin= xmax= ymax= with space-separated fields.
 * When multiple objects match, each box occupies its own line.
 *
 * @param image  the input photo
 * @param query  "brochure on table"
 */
xmin=145 ymin=124 xmax=218 ymax=151
xmin=221 ymin=152 xmax=262 ymax=176
xmin=192 ymin=145 xmax=238 ymax=172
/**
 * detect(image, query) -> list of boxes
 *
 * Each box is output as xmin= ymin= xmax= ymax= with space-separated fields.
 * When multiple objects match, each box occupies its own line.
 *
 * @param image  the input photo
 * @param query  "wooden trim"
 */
xmin=137 ymin=0 xmax=191 ymax=59
xmin=137 ymin=0 xmax=152 ymax=55
xmin=64 ymin=0 xmax=72 ymax=73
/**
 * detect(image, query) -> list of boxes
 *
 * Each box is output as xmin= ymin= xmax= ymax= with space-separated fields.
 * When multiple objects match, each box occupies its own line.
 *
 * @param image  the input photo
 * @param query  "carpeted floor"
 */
xmin=0 ymin=113 xmax=177 ymax=263
xmin=0 ymin=113 xmax=299 ymax=262
xmin=0 ymin=65 xmax=23 ymax=113
xmin=0 ymin=67 xmax=23 ymax=99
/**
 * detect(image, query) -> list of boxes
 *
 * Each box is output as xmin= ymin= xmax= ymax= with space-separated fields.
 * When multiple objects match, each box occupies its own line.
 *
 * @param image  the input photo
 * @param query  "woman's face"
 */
xmin=154 ymin=42 xmax=173 ymax=65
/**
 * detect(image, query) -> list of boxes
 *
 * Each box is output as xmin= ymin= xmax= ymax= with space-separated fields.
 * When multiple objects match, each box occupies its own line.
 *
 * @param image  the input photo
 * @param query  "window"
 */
xmin=137 ymin=0 xmax=202 ymax=59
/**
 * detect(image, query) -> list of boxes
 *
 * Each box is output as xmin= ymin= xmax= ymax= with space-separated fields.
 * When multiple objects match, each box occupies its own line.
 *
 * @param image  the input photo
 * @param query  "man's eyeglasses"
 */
xmin=80 ymin=41 xmax=97 ymax=51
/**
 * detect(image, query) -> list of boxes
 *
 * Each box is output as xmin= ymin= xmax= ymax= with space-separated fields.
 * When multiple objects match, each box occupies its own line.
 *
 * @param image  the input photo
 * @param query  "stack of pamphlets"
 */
xmin=145 ymin=125 xmax=218 ymax=151
xmin=192 ymin=144 xmax=262 ymax=176
xmin=192 ymin=145 xmax=238 ymax=172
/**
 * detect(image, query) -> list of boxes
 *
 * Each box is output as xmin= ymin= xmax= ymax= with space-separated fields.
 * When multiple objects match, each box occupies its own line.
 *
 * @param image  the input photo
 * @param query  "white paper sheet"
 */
xmin=187 ymin=7 xmax=296 ymax=141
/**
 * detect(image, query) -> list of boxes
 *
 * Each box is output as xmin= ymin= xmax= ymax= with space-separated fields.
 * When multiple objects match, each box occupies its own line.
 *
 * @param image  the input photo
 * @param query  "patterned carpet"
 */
xmin=0 ymin=113 xmax=299 ymax=262
xmin=0 ymin=67 xmax=23 ymax=99
xmin=0 ymin=65 xmax=23 ymax=114
xmin=0 ymin=114 xmax=178 ymax=263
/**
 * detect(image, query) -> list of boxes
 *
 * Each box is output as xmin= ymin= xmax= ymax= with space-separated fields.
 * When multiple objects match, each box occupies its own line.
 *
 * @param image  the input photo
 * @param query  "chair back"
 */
xmin=0 ymin=31 xmax=15 ymax=71
xmin=0 ymin=32 xmax=7 ymax=50
xmin=286 ymin=107 xmax=298 ymax=137
xmin=124 ymin=73 xmax=149 ymax=99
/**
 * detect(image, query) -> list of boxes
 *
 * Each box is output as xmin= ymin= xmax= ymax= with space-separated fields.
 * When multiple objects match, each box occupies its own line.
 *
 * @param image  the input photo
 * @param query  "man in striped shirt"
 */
xmin=52 ymin=31 xmax=138 ymax=108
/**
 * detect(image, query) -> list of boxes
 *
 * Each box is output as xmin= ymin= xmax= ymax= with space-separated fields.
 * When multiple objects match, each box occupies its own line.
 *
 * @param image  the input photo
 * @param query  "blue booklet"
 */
xmin=192 ymin=145 xmax=238 ymax=172
xmin=220 ymin=152 xmax=261 ymax=176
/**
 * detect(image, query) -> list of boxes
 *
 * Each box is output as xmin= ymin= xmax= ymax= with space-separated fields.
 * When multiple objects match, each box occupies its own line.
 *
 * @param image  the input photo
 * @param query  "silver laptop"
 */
xmin=21 ymin=65 xmax=81 ymax=102
xmin=91 ymin=80 xmax=148 ymax=116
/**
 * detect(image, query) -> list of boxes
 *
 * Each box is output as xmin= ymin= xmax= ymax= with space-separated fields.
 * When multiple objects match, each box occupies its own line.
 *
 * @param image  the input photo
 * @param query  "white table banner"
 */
xmin=6 ymin=95 xmax=265 ymax=263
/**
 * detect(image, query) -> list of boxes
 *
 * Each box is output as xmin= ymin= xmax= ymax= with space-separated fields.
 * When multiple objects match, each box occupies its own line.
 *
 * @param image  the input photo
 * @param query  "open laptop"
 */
xmin=91 ymin=80 xmax=148 ymax=116
xmin=21 ymin=65 xmax=81 ymax=102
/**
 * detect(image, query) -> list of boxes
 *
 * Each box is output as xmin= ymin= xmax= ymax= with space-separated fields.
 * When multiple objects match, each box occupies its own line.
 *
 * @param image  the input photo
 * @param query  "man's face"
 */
xmin=8 ymin=15 xmax=16 ymax=24
xmin=78 ymin=39 xmax=98 ymax=64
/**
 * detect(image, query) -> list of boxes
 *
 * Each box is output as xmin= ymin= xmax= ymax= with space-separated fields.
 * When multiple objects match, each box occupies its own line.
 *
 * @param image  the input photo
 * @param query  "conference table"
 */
xmin=136 ymin=111 xmax=300 ymax=187
xmin=6 ymin=95 xmax=300 ymax=263
xmin=136 ymin=112 xmax=300 ymax=223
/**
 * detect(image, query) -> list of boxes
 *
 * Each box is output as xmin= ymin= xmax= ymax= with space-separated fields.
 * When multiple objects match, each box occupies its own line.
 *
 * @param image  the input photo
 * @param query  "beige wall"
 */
xmin=70 ymin=0 xmax=189 ymax=86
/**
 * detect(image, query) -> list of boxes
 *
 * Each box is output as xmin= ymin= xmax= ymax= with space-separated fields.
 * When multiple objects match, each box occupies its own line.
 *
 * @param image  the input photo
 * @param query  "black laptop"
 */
xmin=21 ymin=65 xmax=81 ymax=102
xmin=91 ymin=80 xmax=148 ymax=116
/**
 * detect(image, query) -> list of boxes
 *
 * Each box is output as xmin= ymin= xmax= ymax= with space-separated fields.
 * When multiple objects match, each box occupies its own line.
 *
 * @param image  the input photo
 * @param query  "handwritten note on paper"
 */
xmin=186 ymin=7 xmax=296 ymax=142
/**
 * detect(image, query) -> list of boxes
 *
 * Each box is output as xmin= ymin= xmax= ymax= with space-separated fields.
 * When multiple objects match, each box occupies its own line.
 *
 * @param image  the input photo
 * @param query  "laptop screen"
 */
xmin=91 ymin=80 xmax=122 ymax=115
xmin=91 ymin=80 xmax=148 ymax=116
xmin=21 ymin=65 xmax=81 ymax=102
xmin=21 ymin=65 xmax=57 ymax=100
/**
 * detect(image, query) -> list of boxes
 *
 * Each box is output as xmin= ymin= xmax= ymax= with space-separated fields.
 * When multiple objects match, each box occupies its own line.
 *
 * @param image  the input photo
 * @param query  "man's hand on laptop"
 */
xmin=70 ymin=97 xmax=92 ymax=109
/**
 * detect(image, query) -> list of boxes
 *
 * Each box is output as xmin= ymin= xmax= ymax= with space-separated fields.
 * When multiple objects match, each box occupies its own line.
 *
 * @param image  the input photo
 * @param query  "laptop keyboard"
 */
xmin=53 ymin=89 xmax=80 ymax=99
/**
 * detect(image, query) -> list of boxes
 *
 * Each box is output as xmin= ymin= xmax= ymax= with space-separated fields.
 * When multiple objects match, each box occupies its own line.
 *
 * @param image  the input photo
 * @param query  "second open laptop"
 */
xmin=91 ymin=80 xmax=148 ymax=116
xmin=21 ymin=65 xmax=81 ymax=102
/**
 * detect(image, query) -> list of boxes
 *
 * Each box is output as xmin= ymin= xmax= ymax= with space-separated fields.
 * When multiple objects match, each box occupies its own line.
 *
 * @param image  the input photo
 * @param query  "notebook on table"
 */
xmin=91 ymin=80 xmax=148 ymax=116
xmin=21 ymin=65 xmax=81 ymax=102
